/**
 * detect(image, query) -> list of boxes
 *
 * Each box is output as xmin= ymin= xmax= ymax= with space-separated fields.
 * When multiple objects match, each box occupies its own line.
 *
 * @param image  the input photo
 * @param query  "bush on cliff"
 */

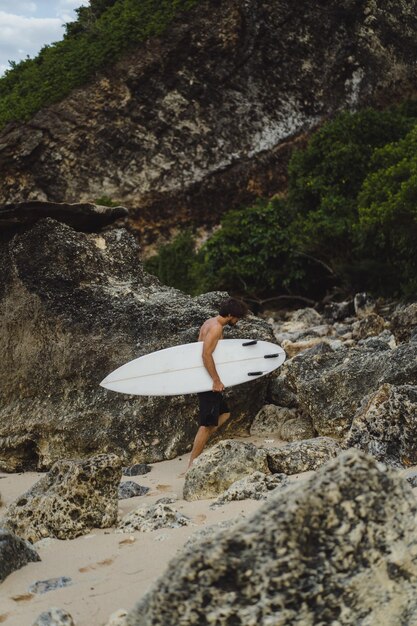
xmin=0 ymin=0 xmax=200 ymax=129
xmin=144 ymin=107 xmax=417 ymax=300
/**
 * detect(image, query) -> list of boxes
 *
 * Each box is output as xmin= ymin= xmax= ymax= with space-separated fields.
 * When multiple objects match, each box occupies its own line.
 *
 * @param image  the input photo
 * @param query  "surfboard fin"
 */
xmin=248 ymin=371 xmax=263 ymax=376
xmin=264 ymin=353 xmax=280 ymax=359
xmin=242 ymin=340 xmax=258 ymax=346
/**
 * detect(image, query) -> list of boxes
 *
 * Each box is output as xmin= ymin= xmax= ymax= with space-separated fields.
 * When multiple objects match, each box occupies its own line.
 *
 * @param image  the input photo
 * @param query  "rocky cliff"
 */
xmin=1 ymin=0 xmax=417 ymax=244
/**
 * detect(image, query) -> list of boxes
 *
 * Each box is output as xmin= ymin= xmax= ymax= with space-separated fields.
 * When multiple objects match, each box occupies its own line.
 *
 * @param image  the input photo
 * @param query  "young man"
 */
xmin=187 ymin=298 xmax=248 ymax=469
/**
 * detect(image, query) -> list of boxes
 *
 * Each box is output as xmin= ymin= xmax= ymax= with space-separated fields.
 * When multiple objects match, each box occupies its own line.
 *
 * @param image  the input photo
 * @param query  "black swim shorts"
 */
xmin=197 ymin=391 xmax=230 ymax=427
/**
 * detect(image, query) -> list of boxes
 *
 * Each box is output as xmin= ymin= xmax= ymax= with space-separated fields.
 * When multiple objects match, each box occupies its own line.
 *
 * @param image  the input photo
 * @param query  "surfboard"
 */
xmin=100 ymin=339 xmax=286 ymax=396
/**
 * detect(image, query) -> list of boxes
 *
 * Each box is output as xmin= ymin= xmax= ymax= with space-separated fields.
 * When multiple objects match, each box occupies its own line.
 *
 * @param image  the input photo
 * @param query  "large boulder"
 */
xmin=250 ymin=404 xmax=315 ymax=442
xmin=127 ymin=450 xmax=417 ymax=626
xmin=183 ymin=440 xmax=270 ymax=501
xmin=1 ymin=1 xmax=417 ymax=243
xmin=0 ymin=528 xmax=40 ymax=582
xmin=344 ymin=383 xmax=417 ymax=467
xmin=1 ymin=454 xmax=121 ymax=542
xmin=391 ymin=303 xmax=417 ymax=343
xmin=286 ymin=341 xmax=417 ymax=436
xmin=0 ymin=217 xmax=272 ymax=470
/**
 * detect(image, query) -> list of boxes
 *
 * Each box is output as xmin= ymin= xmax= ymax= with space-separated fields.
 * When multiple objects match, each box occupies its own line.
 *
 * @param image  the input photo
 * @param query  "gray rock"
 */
xmin=29 ymin=577 xmax=73 ymax=594
xmin=351 ymin=313 xmax=386 ymax=340
xmin=268 ymin=373 xmax=298 ymax=408
xmin=185 ymin=519 xmax=240 ymax=549
xmin=32 ymin=608 xmax=75 ymax=626
xmin=354 ymin=292 xmax=376 ymax=319
xmin=250 ymin=404 xmax=296 ymax=435
xmin=323 ymin=299 xmax=354 ymax=321
xmin=279 ymin=416 xmax=316 ymax=442
xmin=0 ymin=218 xmax=271 ymax=470
xmin=1 ymin=454 xmax=121 ymax=542
xmin=210 ymin=471 xmax=288 ymax=508
xmin=391 ymin=303 xmax=417 ymax=343
xmin=250 ymin=404 xmax=315 ymax=442
xmin=122 ymin=464 xmax=152 ymax=477
xmin=183 ymin=440 xmax=270 ymax=501
xmin=266 ymin=437 xmax=342 ymax=474
xmin=126 ymin=450 xmax=417 ymax=626
xmin=118 ymin=503 xmax=190 ymax=533
xmin=0 ymin=527 xmax=40 ymax=582
xmin=118 ymin=481 xmax=150 ymax=499
xmin=286 ymin=341 xmax=417 ymax=436
xmin=343 ymin=384 xmax=417 ymax=467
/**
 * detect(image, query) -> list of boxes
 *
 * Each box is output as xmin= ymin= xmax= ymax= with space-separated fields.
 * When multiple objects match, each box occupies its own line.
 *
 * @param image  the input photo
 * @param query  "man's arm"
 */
xmin=202 ymin=326 xmax=224 ymax=392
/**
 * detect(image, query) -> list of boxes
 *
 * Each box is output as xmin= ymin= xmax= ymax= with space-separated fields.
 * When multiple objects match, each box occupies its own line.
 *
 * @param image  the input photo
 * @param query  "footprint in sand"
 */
xmin=156 ymin=484 xmax=172 ymax=492
xmin=79 ymin=558 xmax=115 ymax=573
xmin=0 ymin=614 xmax=9 ymax=623
xmin=11 ymin=593 xmax=33 ymax=602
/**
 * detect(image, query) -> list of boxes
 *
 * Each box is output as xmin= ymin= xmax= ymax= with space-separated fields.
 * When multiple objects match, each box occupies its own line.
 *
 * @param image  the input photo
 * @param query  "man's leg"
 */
xmin=217 ymin=411 xmax=231 ymax=428
xmin=187 ymin=425 xmax=216 ymax=469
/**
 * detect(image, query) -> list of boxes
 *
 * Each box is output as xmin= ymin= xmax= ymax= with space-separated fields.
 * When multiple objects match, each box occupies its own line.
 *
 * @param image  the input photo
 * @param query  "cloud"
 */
xmin=0 ymin=2 xmax=89 ymax=75
xmin=0 ymin=11 xmax=63 ymax=71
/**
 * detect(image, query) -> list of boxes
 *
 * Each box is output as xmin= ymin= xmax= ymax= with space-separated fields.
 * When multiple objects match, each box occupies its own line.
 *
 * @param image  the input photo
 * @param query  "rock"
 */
xmin=118 ymin=481 xmax=150 ymax=499
xmin=358 ymin=329 xmax=397 ymax=350
xmin=126 ymin=450 xmax=417 ymax=626
xmin=0 ymin=218 xmax=272 ymax=470
xmin=185 ymin=519 xmax=240 ymax=549
xmin=323 ymin=299 xmax=354 ymax=321
xmin=391 ymin=303 xmax=417 ymax=343
xmin=279 ymin=416 xmax=316 ymax=441
xmin=250 ymin=404 xmax=296 ymax=435
xmin=250 ymin=405 xmax=315 ymax=442
xmin=118 ymin=503 xmax=190 ymax=533
xmin=29 ymin=577 xmax=73 ymax=594
xmin=266 ymin=437 xmax=342 ymax=474
xmin=268 ymin=373 xmax=298 ymax=408
xmin=343 ymin=384 xmax=417 ymax=467
xmin=0 ymin=528 xmax=40 ymax=583
xmin=0 ymin=201 xmax=128 ymax=234
xmin=282 ymin=337 xmax=325 ymax=357
xmin=31 ymin=608 xmax=75 ymax=626
xmin=210 ymin=471 xmax=288 ymax=508
xmin=122 ymin=464 xmax=152 ymax=477
xmin=286 ymin=341 xmax=417 ymax=436
xmin=183 ymin=440 xmax=270 ymax=501
xmin=352 ymin=313 xmax=386 ymax=340
xmin=104 ymin=609 xmax=129 ymax=626
xmin=354 ymin=292 xmax=376 ymax=318
xmin=403 ymin=470 xmax=417 ymax=488
xmin=2 ymin=1 xmax=416 ymax=243
xmin=1 ymin=454 xmax=121 ymax=542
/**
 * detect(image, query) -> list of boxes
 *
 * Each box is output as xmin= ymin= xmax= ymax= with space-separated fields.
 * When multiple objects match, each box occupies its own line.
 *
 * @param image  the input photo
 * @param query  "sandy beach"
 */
xmin=0 ymin=435 xmax=293 ymax=626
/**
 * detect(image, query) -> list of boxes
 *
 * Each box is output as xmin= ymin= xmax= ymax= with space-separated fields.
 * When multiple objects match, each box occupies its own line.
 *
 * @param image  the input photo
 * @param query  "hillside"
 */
xmin=1 ymin=0 xmax=417 ymax=245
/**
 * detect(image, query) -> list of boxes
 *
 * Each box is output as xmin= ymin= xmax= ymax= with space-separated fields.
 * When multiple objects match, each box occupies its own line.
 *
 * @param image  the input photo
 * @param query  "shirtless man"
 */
xmin=187 ymin=298 xmax=248 ymax=469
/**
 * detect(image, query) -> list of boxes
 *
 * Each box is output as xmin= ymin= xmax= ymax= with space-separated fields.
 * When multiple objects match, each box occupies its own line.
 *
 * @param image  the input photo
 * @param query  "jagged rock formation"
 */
xmin=0 ymin=216 xmax=272 ymax=470
xmin=344 ymin=383 xmax=417 ymax=467
xmin=1 ymin=454 xmax=121 ymax=542
xmin=126 ymin=450 xmax=417 ymax=626
xmin=1 ymin=0 xmax=417 ymax=243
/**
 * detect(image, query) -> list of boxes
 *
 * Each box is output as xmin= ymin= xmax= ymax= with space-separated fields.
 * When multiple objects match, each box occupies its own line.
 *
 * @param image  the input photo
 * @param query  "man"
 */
xmin=187 ymin=298 xmax=248 ymax=469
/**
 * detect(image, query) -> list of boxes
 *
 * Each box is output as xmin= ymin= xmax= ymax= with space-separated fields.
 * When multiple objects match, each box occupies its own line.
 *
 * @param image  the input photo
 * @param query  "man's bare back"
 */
xmin=198 ymin=316 xmax=224 ymax=342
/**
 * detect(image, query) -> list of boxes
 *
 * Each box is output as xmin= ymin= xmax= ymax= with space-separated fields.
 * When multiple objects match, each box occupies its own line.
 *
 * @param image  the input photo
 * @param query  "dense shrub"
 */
xmin=145 ymin=230 xmax=198 ymax=295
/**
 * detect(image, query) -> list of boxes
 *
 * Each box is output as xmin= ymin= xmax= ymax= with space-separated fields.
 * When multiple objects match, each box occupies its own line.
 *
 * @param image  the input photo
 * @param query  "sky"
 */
xmin=0 ymin=0 xmax=89 ymax=76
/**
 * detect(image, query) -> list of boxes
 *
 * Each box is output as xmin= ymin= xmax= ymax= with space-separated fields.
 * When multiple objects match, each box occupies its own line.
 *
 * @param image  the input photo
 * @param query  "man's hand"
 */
xmin=212 ymin=378 xmax=225 ymax=392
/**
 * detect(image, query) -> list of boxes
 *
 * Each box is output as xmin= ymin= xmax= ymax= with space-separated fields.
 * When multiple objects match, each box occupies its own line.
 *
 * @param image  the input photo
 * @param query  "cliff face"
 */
xmin=1 ymin=0 xmax=417 ymax=242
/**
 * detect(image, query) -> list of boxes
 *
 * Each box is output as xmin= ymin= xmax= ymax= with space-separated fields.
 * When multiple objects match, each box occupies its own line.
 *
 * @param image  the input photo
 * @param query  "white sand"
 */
xmin=0 ymin=436 xmax=290 ymax=626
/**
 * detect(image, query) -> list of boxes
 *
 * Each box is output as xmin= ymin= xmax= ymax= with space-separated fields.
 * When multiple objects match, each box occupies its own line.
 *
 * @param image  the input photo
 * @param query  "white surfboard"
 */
xmin=100 ymin=339 xmax=286 ymax=396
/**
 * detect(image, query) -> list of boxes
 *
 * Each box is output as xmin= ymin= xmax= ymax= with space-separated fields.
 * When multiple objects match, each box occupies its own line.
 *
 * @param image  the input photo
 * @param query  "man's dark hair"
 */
xmin=219 ymin=298 xmax=248 ymax=318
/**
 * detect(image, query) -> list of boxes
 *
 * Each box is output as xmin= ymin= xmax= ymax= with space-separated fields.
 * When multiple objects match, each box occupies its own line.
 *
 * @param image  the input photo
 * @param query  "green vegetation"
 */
xmin=148 ymin=106 xmax=417 ymax=301
xmin=0 ymin=0 xmax=200 ymax=130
